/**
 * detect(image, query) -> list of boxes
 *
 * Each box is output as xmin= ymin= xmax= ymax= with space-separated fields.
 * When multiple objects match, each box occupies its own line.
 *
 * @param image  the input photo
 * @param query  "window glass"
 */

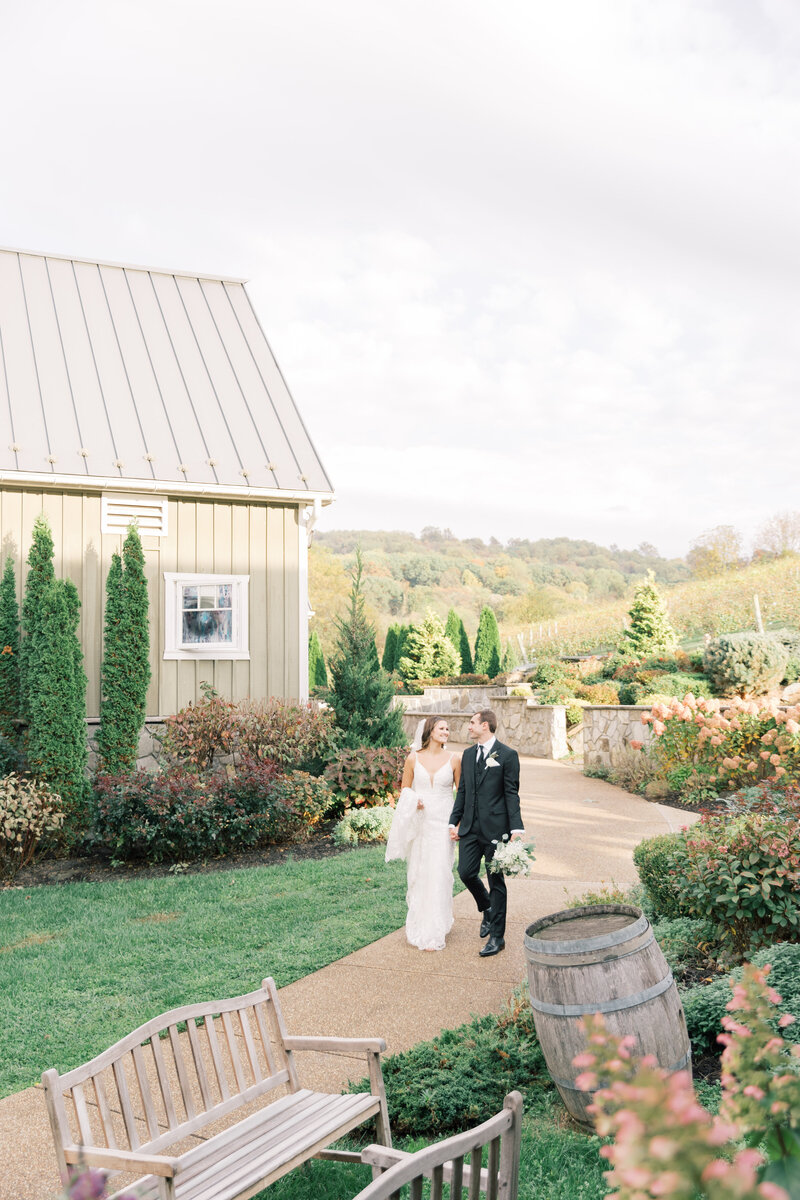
xmin=180 ymin=585 xmax=234 ymax=644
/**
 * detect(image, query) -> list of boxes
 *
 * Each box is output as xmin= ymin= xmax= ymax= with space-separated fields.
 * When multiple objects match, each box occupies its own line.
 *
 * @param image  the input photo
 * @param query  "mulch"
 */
xmin=9 ymin=820 xmax=350 ymax=888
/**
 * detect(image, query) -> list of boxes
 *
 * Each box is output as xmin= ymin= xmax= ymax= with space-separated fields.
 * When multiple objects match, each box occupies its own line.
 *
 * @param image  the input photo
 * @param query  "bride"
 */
xmin=385 ymin=717 xmax=461 ymax=951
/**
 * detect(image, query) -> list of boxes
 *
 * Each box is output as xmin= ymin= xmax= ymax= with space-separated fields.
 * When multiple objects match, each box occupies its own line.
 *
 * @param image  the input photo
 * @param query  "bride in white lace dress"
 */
xmin=385 ymin=717 xmax=461 ymax=951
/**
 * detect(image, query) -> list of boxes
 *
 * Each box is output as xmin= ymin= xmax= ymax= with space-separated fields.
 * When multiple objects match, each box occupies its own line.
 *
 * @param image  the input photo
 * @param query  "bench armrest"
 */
xmin=64 ymin=1146 xmax=178 ymax=1177
xmin=282 ymin=1036 xmax=386 ymax=1054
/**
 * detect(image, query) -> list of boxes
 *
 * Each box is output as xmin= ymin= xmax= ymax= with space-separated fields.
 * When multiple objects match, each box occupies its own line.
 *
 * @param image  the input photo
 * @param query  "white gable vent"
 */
xmin=101 ymin=493 xmax=169 ymax=537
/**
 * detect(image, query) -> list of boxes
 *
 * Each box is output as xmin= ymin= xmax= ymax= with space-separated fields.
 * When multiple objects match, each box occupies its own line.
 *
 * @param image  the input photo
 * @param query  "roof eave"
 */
xmin=0 ymin=470 xmax=335 ymax=507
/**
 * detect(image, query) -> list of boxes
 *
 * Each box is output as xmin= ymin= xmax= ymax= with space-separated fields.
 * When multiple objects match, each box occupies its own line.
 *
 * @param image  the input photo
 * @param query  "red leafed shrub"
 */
xmin=323 ymin=746 xmax=407 ymax=807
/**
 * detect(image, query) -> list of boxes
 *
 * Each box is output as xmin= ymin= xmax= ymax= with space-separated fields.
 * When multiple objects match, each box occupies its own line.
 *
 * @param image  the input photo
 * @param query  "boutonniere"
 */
xmin=485 ymin=751 xmax=500 ymax=768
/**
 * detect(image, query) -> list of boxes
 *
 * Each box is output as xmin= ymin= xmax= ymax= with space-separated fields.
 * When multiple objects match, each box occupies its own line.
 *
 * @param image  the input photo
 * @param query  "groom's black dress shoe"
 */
xmin=479 ymin=936 xmax=505 ymax=957
xmin=479 ymin=916 xmax=492 ymax=938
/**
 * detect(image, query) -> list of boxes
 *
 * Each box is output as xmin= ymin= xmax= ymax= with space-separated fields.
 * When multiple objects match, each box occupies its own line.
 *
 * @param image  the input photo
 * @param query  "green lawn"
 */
xmin=0 ymin=847 xmax=409 ymax=1096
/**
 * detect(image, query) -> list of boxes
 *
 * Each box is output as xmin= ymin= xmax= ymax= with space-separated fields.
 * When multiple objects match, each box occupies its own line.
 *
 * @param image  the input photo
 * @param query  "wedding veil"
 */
xmin=410 ymin=718 xmax=426 ymax=752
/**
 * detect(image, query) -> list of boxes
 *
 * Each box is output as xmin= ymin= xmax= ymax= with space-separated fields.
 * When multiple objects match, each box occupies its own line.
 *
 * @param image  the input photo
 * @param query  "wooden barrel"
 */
xmin=524 ymin=904 xmax=691 ymax=1125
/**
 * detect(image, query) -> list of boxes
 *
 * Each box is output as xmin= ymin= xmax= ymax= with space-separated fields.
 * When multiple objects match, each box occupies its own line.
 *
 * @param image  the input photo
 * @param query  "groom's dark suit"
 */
xmin=449 ymin=740 xmax=523 ymax=939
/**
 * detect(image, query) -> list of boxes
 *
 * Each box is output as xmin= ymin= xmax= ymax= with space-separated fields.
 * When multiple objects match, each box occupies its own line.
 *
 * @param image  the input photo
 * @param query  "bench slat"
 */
xmin=71 ymin=1083 xmax=93 ymax=1145
xmin=202 ymin=1017 xmax=229 ymax=1102
xmin=149 ymin=1035 xmax=178 ymax=1129
xmin=238 ymin=1008 xmax=262 ymax=1084
xmin=265 ymin=977 xmax=299 ymax=1091
xmin=253 ymin=1002 xmax=276 ymax=1076
xmin=92 ymin=1072 xmax=118 ymax=1149
xmin=186 ymin=1019 xmax=213 ymax=1110
xmin=168 ymin=1024 xmax=196 ymax=1122
xmin=113 ymin=1055 xmax=141 ymax=1149
xmin=221 ymin=1011 xmax=246 ymax=1092
xmin=487 ymin=1136 xmax=500 ymax=1200
xmin=468 ymin=1147 xmax=482 ymax=1200
xmin=132 ymin=1045 xmax=161 ymax=1140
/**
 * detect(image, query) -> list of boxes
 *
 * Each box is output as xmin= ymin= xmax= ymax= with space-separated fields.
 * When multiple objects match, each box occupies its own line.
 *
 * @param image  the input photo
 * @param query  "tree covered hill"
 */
xmin=309 ymin=527 xmax=689 ymax=655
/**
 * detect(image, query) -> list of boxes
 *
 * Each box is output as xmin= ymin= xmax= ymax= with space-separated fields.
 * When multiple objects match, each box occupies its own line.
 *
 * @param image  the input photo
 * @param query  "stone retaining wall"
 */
xmin=86 ymin=720 xmax=168 ymax=774
xmin=581 ymin=706 xmax=654 ymax=767
xmin=400 ymin=699 xmax=568 ymax=759
xmin=396 ymin=685 xmax=509 ymax=715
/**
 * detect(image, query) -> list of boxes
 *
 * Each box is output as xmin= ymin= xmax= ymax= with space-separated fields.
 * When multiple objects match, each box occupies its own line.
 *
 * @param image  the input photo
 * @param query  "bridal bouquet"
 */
xmin=487 ymin=837 xmax=535 ymax=877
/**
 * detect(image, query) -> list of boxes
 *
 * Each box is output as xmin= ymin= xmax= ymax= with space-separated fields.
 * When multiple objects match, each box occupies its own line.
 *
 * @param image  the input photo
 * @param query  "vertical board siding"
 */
xmin=0 ymin=487 xmax=302 ymax=718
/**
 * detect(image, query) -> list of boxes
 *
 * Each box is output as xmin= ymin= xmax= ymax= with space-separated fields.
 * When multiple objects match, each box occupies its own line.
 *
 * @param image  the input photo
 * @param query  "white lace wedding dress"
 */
xmin=385 ymin=756 xmax=456 ymax=951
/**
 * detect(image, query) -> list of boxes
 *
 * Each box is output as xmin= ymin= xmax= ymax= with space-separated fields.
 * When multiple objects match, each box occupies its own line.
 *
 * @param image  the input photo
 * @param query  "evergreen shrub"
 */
xmin=19 ymin=515 xmax=55 ymax=719
xmin=381 ymin=626 xmax=398 ymax=673
xmin=308 ymin=629 xmax=328 ymax=690
xmin=632 ymin=832 xmax=693 ymax=919
xmin=332 ymin=805 xmax=395 ymax=846
xmin=703 ymin=631 xmax=788 ymax=697
xmin=473 ymin=606 xmax=502 ymax=678
xmin=617 ymin=571 xmax=678 ymax=658
xmin=398 ymin=610 xmax=460 ymax=682
xmin=0 ymin=558 xmax=20 ymax=738
xmin=444 ymin=608 xmax=473 ymax=674
xmin=349 ymin=990 xmax=546 ymax=1135
xmin=0 ymin=773 xmax=64 ymax=881
xmin=649 ymin=915 xmax=716 ymax=983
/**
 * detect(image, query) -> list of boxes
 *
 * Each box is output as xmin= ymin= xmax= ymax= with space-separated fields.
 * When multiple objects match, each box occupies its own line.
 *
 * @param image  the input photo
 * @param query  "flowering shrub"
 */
xmin=578 ymin=964 xmax=800 ymax=1199
xmin=162 ymin=690 xmax=339 ymax=776
xmin=704 ymin=633 xmax=788 ymax=699
xmin=633 ymin=832 xmax=694 ymax=919
xmin=0 ymin=773 xmax=64 ymax=880
xmin=642 ymin=694 xmax=800 ymax=794
xmin=323 ymin=746 xmax=406 ymax=807
xmin=92 ymin=760 xmax=331 ymax=861
xmin=671 ymin=804 xmax=800 ymax=959
xmin=333 ymin=804 xmax=395 ymax=846
xmin=575 ymin=680 xmax=622 ymax=704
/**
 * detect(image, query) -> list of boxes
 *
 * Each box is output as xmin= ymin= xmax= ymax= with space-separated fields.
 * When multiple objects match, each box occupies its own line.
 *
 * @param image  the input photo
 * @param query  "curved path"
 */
xmin=0 ymin=758 xmax=698 ymax=1199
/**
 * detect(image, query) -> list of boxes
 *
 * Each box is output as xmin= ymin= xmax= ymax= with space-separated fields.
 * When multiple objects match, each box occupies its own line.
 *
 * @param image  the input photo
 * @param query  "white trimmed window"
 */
xmin=164 ymin=573 xmax=250 ymax=660
xmin=102 ymin=493 xmax=169 ymax=537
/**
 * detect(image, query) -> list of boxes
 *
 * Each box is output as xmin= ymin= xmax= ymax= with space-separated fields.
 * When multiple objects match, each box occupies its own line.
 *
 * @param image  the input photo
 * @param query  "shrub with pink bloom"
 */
xmin=581 ymin=964 xmax=800 ymax=1199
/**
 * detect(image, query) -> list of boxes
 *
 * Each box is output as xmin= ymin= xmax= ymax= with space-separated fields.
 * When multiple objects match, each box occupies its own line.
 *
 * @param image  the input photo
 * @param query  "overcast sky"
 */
xmin=2 ymin=0 xmax=798 ymax=558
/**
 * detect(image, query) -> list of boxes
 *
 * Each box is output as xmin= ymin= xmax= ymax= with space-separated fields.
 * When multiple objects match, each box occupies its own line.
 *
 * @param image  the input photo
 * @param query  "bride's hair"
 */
xmin=420 ymin=716 xmax=445 ymax=751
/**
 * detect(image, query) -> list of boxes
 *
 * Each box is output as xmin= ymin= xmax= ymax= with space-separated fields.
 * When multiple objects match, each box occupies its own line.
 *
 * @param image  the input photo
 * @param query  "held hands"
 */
xmin=449 ymin=825 xmax=459 ymax=841
xmin=417 ymin=798 xmax=425 ymax=810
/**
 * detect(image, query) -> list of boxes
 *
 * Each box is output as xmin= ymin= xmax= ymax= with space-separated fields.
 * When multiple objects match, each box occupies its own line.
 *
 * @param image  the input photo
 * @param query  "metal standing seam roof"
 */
xmin=0 ymin=246 xmax=334 ymax=499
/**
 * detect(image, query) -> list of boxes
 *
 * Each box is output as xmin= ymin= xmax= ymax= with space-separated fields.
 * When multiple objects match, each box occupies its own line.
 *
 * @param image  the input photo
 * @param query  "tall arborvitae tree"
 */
xmin=19 ymin=515 xmax=55 ymax=718
xmin=328 ymin=550 xmax=406 ymax=748
xmin=473 ymin=606 xmax=502 ymax=678
xmin=381 ymin=625 xmax=398 ymax=672
xmin=308 ymin=629 xmax=328 ymax=689
xmin=0 ymin=558 xmax=20 ymax=738
xmin=445 ymin=608 xmax=473 ymax=674
xmin=393 ymin=623 xmax=411 ymax=671
xmin=26 ymin=579 xmax=88 ymax=812
xmin=619 ymin=571 xmax=678 ymax=658
xmin=501 ymin=641 xmax=517 ymax=672
xmin=97 ymin=527 xmax=151 ymax=775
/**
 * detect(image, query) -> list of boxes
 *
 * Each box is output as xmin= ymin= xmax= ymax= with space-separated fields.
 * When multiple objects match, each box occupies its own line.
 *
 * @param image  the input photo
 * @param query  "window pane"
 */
xmin=198 ymin=586 xmax=217 ymax=609
xmin=182 ymin=586 xmax=198 ymax=610
xmin=217 ymin=584 xmax=232 ymax=608
xmin=182 ymin=608 xmax=233 ymax=644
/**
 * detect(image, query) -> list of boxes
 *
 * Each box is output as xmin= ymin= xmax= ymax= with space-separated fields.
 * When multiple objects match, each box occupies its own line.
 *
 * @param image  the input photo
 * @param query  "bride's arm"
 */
xmin=400 ymin=752 xmax=416 ymax=791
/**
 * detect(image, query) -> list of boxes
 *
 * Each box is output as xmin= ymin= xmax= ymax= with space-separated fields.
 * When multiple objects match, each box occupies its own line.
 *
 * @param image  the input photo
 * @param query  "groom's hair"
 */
xmin=477 ymin=709 xmax=497 ymax=732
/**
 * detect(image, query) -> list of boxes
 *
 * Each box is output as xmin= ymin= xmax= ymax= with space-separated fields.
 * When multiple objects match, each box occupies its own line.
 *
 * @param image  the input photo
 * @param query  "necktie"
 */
xmin=477 ymin=745 xmax=485 ymax=766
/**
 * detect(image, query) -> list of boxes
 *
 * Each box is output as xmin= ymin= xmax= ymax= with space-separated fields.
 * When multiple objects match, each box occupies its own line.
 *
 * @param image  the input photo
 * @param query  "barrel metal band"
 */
xmin=549 ymin=1047 xmax=691 ymax=1092
xmin=529 ymin=972 xmax=674 ymax=1017
xmin=526 ymin=933 xmax=655 ymax=967
xmin=525 ymin=913 xmax=650 ymax=956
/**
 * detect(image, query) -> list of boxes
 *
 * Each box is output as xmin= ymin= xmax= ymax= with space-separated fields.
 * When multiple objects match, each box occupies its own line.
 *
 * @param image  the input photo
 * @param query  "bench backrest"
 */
xmin=42 ymin=977 xmax=297 ymax=1178
xmin=353 ymin=1092 xmax=522 ymax=1200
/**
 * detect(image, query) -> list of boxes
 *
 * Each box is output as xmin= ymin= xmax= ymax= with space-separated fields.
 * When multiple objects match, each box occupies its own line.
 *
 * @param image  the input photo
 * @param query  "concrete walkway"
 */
xmin=0 ymin=758 xmax=698 ymax=1199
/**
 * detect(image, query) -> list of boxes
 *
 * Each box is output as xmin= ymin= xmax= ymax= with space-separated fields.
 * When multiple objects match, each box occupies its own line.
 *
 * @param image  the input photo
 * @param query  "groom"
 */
xmin=449 ymin=709 xmax=524 ymax=957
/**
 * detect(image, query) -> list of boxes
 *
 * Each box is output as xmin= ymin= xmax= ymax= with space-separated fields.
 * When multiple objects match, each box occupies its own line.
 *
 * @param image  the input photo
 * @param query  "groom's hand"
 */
xmin=510 ymin=830 xmax=524 ymax=841
xmin=449 ymin=824 xmax=460 ymax=841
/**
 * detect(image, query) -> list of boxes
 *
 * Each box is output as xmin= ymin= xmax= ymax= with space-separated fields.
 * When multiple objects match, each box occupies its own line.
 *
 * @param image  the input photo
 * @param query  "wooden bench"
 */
xmin=42 ymin=977 xmax=391 ymax=1200
xmin=354 ymin=1091 xmax=522 ymax=1200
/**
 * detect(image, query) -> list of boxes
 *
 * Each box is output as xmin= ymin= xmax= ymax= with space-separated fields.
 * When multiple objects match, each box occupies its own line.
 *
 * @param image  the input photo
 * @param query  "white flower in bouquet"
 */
xmin=487 ymin=836 xmax=535 ymax=877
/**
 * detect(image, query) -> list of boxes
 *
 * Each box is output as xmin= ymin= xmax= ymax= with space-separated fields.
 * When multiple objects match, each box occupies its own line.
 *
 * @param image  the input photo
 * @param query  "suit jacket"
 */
xmin=449 ymin=740 xmax=523 ymax=841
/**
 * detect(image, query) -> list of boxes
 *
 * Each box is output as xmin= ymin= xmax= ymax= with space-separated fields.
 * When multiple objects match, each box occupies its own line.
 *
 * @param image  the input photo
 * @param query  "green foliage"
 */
xmin=393 ymin=624 xmax=412 ymax=671
xmin=533 ymin=656 xmax=569 ymax=687
xmin=618 ymin=571 xmax=678 ymax=658
xmin=308 ymin=628 xmax=328 ymax=689
xmin=328 ymin=551 xmax=407 ymax=748
xmin=649 ymin=915 xmax=716 ymax=982
xmin=96 ymin=528 xmax=151 ymax=774
xmin=0 ymin=773 xmax=64 ymax=881
xmin=574 ymin=680 xmax=620 ymax=704
xmin=501 ymin=641 xmax=517 ymax=671
xmin=25 ymin=579 xmax=88 ymax=819
xmin=0 ymin=558 xmax=20 ymax=738
xmin=349 ymin=990 xmax=546 ymax=1136
xmin=265 ymin=771 xmax=334 ymax=835
xmin=398 ymin=609 xmax=460 ymax=682
xmin=473 ymin=606 xmax=502 ymax=677
xmin=566 ymin=881 xmax=635 ymax=908
xmin=380 ymin=625 xmax=397 ymax=672
xmin=617 ymin=670 xmax=713 ymax=705
xmin=19 ymin=515 xmax=55 ymax=719
xmin=332 ymin=805 xmax=395 ymax=846
xmin=681 ymin=942 xmax=800 ymax=1058
xmin=703 ymin=631 xmax=788 ymax=697
xmin=583 ymin=762 xmax=611 ymax=780
xmin=323 ymin=745 xmax=406 ymax=806
xmin=444 ymin=608 xmax=473 ymax=673
xmin=632 ymin=832 xmax=694 ymax=919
